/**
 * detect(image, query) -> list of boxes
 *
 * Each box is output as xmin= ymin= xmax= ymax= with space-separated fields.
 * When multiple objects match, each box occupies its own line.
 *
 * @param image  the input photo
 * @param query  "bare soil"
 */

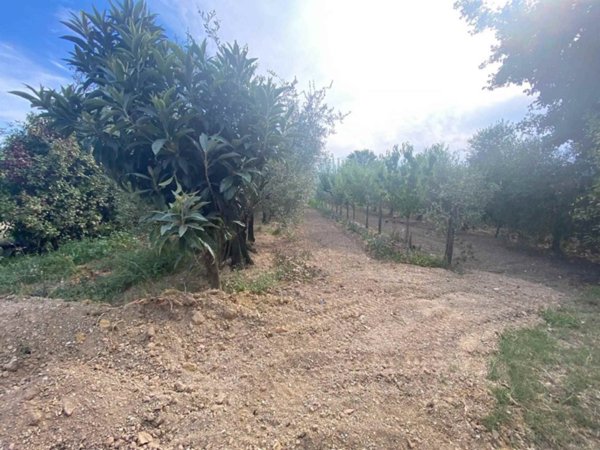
xmin=0 ymin=209 xmax=587 ymax=449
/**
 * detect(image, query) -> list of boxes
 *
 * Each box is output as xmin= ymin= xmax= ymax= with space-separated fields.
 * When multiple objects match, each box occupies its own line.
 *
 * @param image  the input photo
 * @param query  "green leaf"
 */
xmin=152 ymin=139 xmax=167 ymax=155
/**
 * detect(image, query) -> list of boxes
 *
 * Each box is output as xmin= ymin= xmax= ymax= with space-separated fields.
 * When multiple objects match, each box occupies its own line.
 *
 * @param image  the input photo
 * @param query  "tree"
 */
xmin=14 ymin=0 xmax=339 ymax=287
xmin=0 ymin=116 xmax=118 ymax=252
xmin=468 ymin=122 xmax=580 ymax=252
xmin=424 ymin=144 xmax=492 ymax=265
xmin=347 ymin=149 xmax=377 ymax=166
xmin=456 ymin=0 xmax=600 ymax=146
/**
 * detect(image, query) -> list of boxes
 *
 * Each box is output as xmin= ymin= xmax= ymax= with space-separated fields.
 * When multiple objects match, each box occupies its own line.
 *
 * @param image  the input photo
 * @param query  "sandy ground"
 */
xmin=0 ymin=209 xmax=581 ymax=449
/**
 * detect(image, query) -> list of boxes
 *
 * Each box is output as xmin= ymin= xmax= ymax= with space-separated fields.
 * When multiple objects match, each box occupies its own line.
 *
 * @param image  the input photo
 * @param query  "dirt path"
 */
xmin=0 ymin=210 xmax=570 ymax=449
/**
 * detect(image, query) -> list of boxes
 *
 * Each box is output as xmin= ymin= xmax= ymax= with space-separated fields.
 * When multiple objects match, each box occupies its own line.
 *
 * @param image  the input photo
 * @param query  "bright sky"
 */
xmin=0 ymin=0 xmax=531 ymax=157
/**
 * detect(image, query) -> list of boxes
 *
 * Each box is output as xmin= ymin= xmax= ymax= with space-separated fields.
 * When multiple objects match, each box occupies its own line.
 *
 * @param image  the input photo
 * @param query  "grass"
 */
xmin=484 ymin=288 xmax=600 ymax=448
xmin=223 ymin=249 xmax=318 ymax=294
xmin=0 ymin=232 xmax=183 ymax=302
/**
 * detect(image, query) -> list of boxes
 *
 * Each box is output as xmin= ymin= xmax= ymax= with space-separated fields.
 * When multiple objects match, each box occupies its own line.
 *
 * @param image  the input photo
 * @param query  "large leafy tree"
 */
xmin=468 ymin=122 xmax=579 ymax=251
xmin=14 ymin=0 xmax=339 ymax=287
xmin=456 ymin=0 xmax=600 ymax=146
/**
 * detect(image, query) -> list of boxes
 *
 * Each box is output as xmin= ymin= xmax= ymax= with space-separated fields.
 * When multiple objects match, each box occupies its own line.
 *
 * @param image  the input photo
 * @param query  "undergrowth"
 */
xmin=484 ymin=287 xmax=600 ymax=448
xmin=224 ymin=249 xmax=318 ymax=294
xmin=0 ymin=232 xmax=182 ymax=302
xmin=315 ymin=206 xmax=444 ymax=268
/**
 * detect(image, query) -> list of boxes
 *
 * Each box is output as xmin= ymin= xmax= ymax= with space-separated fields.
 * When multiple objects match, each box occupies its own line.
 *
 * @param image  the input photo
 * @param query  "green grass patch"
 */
xmin=484 ymin=287 xmax=600 ymax=448
xmin=0 ymin=232 xmax=183 ymax=302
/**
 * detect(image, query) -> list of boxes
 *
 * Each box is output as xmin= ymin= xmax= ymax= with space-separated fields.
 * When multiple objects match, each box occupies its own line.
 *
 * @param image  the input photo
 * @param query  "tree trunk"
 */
xmin=365 ymin=204 xmax=369 ymax=229
xmin=378 ymin=198 xmax=383 ymax=234
xmin=495 ymin=223 xmax=501 ymax=238
xmin=204 ymin=252 xmax=221 ymax=289
xmin=389 ymin=206 xmax=394 ymax=217
xmin=405 ymin=213 xmax=411 ymax=249
xmin=247 ymin=213 xmax=255 ymax=243
xmin=352 ymin=204 xmax=355 ymax=220
xmin=230 ymin=229 xmax=253 ymax=268
xmin=262 ymin=210 xmax=270 ymax=224
xmin=346 ymin=202 xmax=349 ymax=220
xmin=444 ymin=212 xmax=455 ymax=266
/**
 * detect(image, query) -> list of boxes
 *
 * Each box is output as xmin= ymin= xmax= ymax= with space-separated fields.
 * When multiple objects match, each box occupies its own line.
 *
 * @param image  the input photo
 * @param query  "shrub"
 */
xmin=0 ymin=116 xmax=119 ymax=252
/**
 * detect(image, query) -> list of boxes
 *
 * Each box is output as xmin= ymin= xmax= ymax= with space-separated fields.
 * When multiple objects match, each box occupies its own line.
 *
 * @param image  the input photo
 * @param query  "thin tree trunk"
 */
xmin=389 ymin=206 xmax=394 ymax=217
xmin=378 ymin=198 xmax=383 ymax=234
xmin=366 ymin=204 xmax=369 ymax=229
xmin=346 ymin=202 xmax=349 ymax=220
xmin=495 ymin=223 xmax=501 ymax=238
xmin=352 ymin=204 xmax=355 ymax=220
xmin=405 ymin=213 xmax=411 ymax=249
xmin=204 ymin=252 xmax=221 ymax=289
xmin=444 ymin=211 xmax=455 ymax=266
xmin=247 ymin=213 xmax=255 ymax=243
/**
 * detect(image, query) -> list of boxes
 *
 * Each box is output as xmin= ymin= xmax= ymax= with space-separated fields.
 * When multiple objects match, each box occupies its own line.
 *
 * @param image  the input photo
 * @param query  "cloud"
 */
xmin=0 ymin=42 xmax=70 ymax=125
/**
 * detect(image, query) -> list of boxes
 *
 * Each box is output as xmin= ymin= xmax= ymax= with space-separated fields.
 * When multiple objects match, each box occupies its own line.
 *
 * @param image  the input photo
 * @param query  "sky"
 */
xmin=0 ymin=0 xmax=531 ymax=157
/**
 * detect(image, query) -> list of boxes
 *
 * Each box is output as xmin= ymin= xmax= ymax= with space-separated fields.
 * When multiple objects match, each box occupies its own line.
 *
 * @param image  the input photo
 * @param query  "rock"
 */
xmin=146 ymin=326 xmax=156 ymax=339
xmin=181 ymin=362 xmax=197 ymax=372
xmin=191 ymin=311 xmax=205 ymax=325
xmin=274 ymin=326 xmax=288 ymax=334
xmin=62 ymin=398 xmax=76 ymax=417
xmin=137 ymin=431 xmax=153 ymax=445
xmin=3 ymin=357 xmax=18 ymax=372
xmin=215 ymin=393 xmax=227 ymax=405
xmin=343 ymin=408 xmax=355 ymax=415
xmin=27 ymin=409 xmax=42 ymax=426
xmin=174 ymin=381 xmax=192 ymax=393
xmin=99 ymin=319 xmax=111 ymax=330
xmin=23 ymin=387 xmax=40 ymax=401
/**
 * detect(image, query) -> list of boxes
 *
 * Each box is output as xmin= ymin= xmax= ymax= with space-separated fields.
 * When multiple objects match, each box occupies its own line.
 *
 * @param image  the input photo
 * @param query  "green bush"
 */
xmin=0 ymin=116 xmax=119 ymax=252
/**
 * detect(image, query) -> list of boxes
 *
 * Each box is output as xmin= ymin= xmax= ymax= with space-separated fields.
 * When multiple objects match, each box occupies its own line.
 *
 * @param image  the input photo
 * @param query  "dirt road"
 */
xmin=0 ymin=210 xmax=570 ymax=449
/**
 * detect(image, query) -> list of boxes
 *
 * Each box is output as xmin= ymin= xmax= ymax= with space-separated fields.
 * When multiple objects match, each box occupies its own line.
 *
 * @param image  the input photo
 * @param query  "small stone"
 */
xmin=343 ymin=408 xmax=355 ymax=415
xmin=23 ymin=387 xmax=40 ymax=401
xmin=174 ymin=381 xmax=191 ymax=393
xmin=274 ymin=326 xmax=288 ymax=334
xmin=146 ymin=326 xmax=156 ymax=338
xmin=27 ymin=409 xmax=42 ymax=426
xmin=191 ymin=311 xmax=205 ymax=325
xmin=62 ymin=398 xmax=76 ymax=417
xmin=181 ymin=362 xmax=197 ymax=372
xmin=215 ymin=393 xmax=226 ymax=405
xmin=106 ymin=436 xmax=115 ymax=446
xmin=137 ymin=431 xmax=153 ymax=445
xmin=3 ymin=357 xmax=18 ymax=372
xmin=99 ymin=319 xmax=111 ymax=330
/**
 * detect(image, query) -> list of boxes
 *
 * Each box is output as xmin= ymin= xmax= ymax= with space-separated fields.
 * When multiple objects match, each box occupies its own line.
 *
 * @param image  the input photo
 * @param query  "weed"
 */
xmin=224 ymin=270 xmax=279 ymax=294
xmin=484 ymin=287 xmax=600 ymax=448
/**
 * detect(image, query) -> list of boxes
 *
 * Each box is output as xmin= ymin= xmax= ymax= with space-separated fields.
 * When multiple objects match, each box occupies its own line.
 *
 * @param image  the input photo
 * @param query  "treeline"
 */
xmin=316 ymin=120 xmax=600 ymax=263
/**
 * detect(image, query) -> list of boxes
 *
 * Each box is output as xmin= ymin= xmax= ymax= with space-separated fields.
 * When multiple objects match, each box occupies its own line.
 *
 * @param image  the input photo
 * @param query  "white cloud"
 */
xmin=0 ymin=42 xmax=70 ymax=125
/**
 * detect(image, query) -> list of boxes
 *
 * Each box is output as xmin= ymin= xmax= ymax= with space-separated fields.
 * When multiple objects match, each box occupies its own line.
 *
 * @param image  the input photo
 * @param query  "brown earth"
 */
xmin=0 ymin=209 xmax=586 ymax=450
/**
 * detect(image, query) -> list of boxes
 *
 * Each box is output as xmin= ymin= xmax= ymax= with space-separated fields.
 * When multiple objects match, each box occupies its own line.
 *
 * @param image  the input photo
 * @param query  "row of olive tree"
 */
xmin=316 ymin=144 xmax=491 ymax=265
xmin=13 ymin=0 xmax=341 ymax=287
